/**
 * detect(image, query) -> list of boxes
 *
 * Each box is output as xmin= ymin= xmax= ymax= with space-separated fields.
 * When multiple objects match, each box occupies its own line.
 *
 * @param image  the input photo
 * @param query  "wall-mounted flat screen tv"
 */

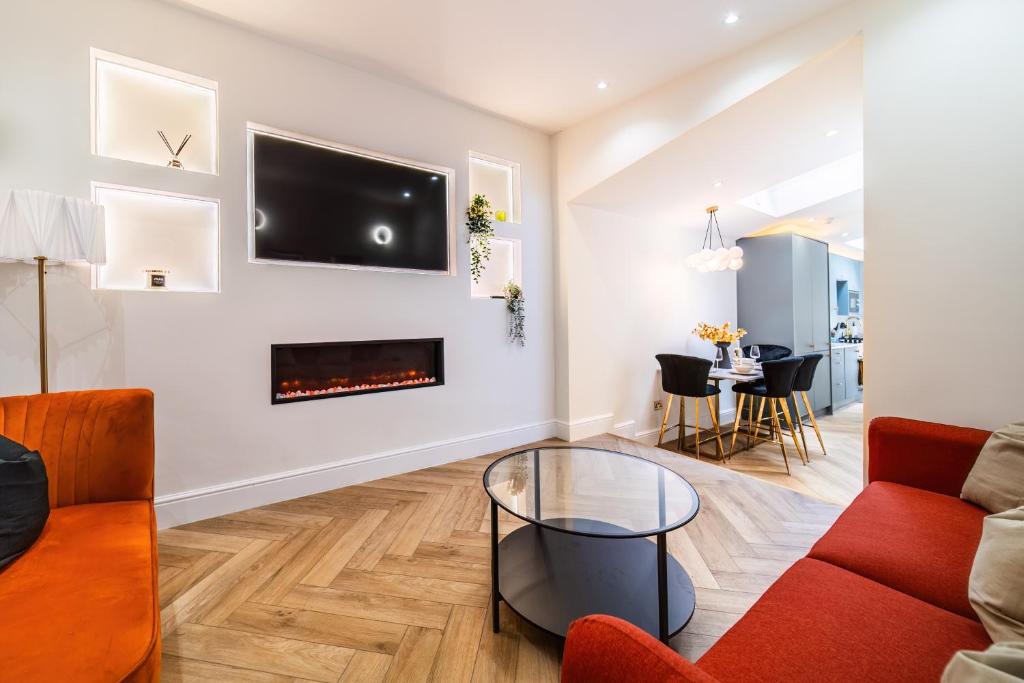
xmin=248 ymin=125 xmax=454 ymax=274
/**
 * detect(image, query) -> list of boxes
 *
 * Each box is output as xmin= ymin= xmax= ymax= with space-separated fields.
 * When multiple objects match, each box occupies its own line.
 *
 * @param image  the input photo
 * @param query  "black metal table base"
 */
xmin=490 ymin=510 xmax=695 ymax=643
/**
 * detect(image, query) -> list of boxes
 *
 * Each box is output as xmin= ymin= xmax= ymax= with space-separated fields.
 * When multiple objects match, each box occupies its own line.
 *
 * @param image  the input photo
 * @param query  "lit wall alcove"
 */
xmin=91 ymin=48 xmax=219 ymax=175
xmin=92 ymin=183 xmax=220 ymax=293
xmin=469 ymin=151 xmax=521 ymax=225
xmin=471 ymin=236 xmax=522 ymax=298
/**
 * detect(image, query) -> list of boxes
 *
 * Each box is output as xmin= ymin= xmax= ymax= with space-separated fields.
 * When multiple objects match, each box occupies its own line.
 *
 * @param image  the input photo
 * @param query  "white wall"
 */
xmin=553 ymin=2 xmax=863 ymax=441
xmin=863 ymin=0 xmax=1024 ymax=430
xmin=0 ymin=0 xmax=555 ymax=526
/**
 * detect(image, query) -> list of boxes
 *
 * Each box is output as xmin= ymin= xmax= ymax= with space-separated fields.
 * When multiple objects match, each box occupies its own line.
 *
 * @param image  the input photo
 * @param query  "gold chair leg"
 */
xmin=729 ymin=393 xmax=746 ymax=457
xmin=746 ymin=393 xmax=754 ymax=450
xmin=694 ymin=396 xmax=701 ymax=461
xmin=657 ymin=394 xmax=674 ymax=447
xmin=790 ymin=394 xmax=810 ymax=460
xmin=801 ymin=391 xmax=827 ymax=455
xmin=754 ymin=397 xmax=766 ymax=439
xmin=706 ymin=396 xmax=725 ymax=459
xmin=677 ymin=396 xmax=686 ymax=453
xmin=779 ymin=398 xmax=807 ymax=465
xmin=770 ymin=399 xmax=791 ymax=475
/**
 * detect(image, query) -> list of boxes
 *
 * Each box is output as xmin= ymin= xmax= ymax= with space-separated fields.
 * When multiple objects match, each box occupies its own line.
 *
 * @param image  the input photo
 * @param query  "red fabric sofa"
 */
xmin=562 ymin=417 xmax=995 ymax=683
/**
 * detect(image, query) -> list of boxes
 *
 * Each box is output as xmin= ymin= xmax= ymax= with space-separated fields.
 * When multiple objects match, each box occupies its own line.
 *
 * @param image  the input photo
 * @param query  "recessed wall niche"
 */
xmin=471 ymin=236 xmax=522 ymax=298
xmin=469 ymin=151 xmax=521 ymax=224
xmin=91 ymin=48 xmax=218 ymax=174
xmin=92 ymin=183 xmax=220 ymax=293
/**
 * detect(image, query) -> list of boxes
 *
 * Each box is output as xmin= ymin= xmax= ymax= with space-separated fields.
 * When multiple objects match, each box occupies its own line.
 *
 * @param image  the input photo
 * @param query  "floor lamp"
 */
xmin=0 ymin=189 xmax=106 ymax=393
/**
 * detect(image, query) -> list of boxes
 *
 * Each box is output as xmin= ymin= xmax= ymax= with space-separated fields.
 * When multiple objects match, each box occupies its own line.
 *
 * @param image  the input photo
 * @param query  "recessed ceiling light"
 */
xmin=825 ymin=129 xmax=839 ymax=137
xmin=841 ymin=232 xmax=850 ymax=237
xmin=724 ymin=12 xmax=739 ymax=24
xmin=713 ymin=180 xmax=723 ymax=188
xmin=597 ymin=80 xmax=609 ymax=90
xmin=808 ymin=217 xmax=817 ymax=223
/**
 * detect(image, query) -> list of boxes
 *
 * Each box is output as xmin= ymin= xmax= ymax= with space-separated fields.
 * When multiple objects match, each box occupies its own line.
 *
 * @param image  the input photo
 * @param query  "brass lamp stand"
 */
xmin=0 ymin=189 xmax=106 ymax=395
xmin=35 ymin=256 xmax=49 ymax=393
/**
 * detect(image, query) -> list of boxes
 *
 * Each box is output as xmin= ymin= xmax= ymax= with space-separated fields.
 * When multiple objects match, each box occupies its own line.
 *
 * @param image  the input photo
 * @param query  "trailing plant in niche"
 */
xmin=466 ymin=194 xmax=494 ymax=283
xmin=504 ymin=281 xmax=525 ymax=346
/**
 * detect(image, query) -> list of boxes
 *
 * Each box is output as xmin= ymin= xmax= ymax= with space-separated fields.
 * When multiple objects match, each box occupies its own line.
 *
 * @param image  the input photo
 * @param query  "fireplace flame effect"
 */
xmin=275 ymin=371 xmax=437 ymax=401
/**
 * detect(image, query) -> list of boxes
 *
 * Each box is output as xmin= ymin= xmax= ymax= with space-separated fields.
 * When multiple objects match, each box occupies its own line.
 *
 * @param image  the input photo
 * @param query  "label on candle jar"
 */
xmin=145 ymin=269 xmax=168 ymax=289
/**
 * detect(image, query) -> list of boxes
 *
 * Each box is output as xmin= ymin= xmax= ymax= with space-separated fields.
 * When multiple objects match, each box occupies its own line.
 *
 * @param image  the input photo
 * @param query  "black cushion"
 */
xmin=0 ymin=434 xmax=49 ymax=569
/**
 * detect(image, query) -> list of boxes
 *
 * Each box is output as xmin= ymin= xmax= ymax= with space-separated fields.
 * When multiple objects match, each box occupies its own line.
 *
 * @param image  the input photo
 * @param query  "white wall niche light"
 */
xmin=469 ymin=151 xmax=522 ymax=225
xmin=91 ymin=48 xmax=219 ymax=175
xmin=91 ymin=183 xmax=220 ymax=293
xmin=471 ymin=236 xmax=522 ymax=299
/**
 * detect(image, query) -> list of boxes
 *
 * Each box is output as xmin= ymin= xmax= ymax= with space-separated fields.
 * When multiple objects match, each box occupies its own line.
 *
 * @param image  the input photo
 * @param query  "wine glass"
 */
xmin=750 ymin=345 xmax=761 ymax=365
xmin=714 ymin=346 xmax=723 ymax=370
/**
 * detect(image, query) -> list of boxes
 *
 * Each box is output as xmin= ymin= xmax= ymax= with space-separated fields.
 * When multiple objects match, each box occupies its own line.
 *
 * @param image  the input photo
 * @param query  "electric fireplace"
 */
xmin=271 ymin=338 xmax=444 ymax=404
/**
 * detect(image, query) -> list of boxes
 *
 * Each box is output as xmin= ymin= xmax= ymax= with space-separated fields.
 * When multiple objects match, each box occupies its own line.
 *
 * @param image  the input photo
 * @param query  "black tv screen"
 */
xmin=250 ymin=129 xmax=451 ymax=272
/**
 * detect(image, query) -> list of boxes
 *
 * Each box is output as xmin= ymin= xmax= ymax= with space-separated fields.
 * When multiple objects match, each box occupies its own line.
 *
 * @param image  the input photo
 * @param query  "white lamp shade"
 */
xmin=0 ymin=189 xmax=106 ymax=264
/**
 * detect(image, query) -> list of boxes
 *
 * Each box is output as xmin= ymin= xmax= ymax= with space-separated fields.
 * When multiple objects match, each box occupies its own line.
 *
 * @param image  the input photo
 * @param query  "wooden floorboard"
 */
xmin=159 ymin=410 xmax=860 ymax=680
xmin=658 ymin=402 xmax=864 ymax=505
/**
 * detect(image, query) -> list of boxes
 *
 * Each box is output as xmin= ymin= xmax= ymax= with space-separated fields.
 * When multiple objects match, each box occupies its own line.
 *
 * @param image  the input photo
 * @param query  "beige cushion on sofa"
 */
xmin=942 ymin=642 xmax=1024 ymax=682
xmin=969 ymin=506 xmax=1024 ymax=643
xmin=962 ymin=422 xmax=1024 ymax=513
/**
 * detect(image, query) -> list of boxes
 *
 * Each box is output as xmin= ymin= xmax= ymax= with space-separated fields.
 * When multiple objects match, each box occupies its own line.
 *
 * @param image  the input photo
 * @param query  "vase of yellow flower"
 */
xmin=692 ymin=321 xmax=747 ymax=369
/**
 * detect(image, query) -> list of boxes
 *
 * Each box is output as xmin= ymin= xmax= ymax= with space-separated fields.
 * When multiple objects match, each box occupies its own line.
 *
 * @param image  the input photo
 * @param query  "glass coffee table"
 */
xmin=483 ymin=446 xmax=700 ymax=643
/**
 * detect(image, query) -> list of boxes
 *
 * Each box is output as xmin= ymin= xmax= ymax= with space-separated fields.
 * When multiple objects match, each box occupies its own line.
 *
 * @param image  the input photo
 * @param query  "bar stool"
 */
xmin=741 ymin=344 xmax=792 ymax=362
xmin=727 ymin=357 xmax=806 ymax=473
xmin=791 ymin=354 xmax=827 ymax=456
xmin=655 ymin=354 xmax=725 ymax=459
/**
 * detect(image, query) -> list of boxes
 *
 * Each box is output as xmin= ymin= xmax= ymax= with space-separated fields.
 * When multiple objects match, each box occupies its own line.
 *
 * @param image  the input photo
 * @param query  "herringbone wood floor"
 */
xmin=659 ymin=402 xmax=865 ymax=506
xmin=159 ymin=424 xmax=852 ymax=682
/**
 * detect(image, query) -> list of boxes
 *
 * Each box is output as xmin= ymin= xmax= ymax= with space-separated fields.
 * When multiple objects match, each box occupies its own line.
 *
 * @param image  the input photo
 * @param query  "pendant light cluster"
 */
xmin=685 ymin=205 xmax=744 ymax=272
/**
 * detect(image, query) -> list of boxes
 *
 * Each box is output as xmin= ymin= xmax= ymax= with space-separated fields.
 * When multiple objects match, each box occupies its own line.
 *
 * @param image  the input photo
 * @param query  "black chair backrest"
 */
xmin=760 ymin=357 xmax=804 ymax=398
xmin=793 ymin=354 xmax=823 ymax=392
xmin=656 ymin=354 xmax=713 ymax=397
xmin=742 ymin=344 xmax=792 ymax=362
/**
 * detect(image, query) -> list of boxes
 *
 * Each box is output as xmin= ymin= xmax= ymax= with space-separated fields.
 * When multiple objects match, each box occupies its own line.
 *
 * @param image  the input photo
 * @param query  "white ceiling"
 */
xmin=165 ymin=0 xmax=852 ymax=132
xmin=573 ymin=37 xmax=863 ymax=255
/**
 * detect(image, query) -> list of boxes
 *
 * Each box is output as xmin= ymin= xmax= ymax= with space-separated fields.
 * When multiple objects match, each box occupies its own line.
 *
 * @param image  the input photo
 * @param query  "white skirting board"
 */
xmin=554 ymin=413 xmax=615 ymax=441
xmin=155 ymin=419 xmax=558 ymax=529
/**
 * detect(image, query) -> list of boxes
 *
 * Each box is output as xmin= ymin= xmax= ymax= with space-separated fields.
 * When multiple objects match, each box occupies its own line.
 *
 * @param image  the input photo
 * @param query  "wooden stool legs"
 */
xmin=656 ymin=394 xmax=674 ymax=447
xmin=706 ymin=396 xmax=725 ymax=459
xmin=778 ymin=398 xmax=807 ymax=465
xmin=728 ymin=393 xmax=746 ymax=457
xmin=658 ymin=393 xmax=724 ymax=461
xmin=769 ymin=399 xmax=791 ymax=475
xmin=799 ymin=391 xmax=827 ymax=455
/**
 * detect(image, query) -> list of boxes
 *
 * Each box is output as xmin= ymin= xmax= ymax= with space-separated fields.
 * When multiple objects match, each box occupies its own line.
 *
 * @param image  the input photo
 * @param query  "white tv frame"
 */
xmin=246 ymin=122 xmax=457 ymax=276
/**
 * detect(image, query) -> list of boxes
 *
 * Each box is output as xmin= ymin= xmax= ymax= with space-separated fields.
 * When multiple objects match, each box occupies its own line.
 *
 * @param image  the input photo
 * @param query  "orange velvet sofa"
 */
xmin=0 ymin=389 xmax=160 ymax=682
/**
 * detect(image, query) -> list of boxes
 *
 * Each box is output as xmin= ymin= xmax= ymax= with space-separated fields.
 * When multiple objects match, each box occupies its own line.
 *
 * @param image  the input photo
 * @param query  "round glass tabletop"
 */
xmin=483 ymin=446 xmax=700 ymax=538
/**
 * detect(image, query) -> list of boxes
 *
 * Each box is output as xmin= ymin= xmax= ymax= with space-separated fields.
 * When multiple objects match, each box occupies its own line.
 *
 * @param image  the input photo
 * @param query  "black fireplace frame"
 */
xmin=270 ymin=337 xmax=445 ymax=405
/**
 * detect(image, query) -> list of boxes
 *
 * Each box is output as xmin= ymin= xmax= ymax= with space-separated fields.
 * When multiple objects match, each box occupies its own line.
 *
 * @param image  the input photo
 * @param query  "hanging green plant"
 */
xmin=504 ymin=281 xmax=525 ymax=346
xmin=466 ymin=193 xmax=494 ymax=283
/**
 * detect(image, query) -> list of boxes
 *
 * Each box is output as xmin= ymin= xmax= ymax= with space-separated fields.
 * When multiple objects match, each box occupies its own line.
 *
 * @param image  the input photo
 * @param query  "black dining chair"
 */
xmin=791 ymin=354 xmax=827 ymax=456
xmin=727 ymin=357 xmax=806 ymax=473
xmin=655 ymin=354 xmax=725 ymax=460
xmin=741 ymin=344 xmax=792 ymax=362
